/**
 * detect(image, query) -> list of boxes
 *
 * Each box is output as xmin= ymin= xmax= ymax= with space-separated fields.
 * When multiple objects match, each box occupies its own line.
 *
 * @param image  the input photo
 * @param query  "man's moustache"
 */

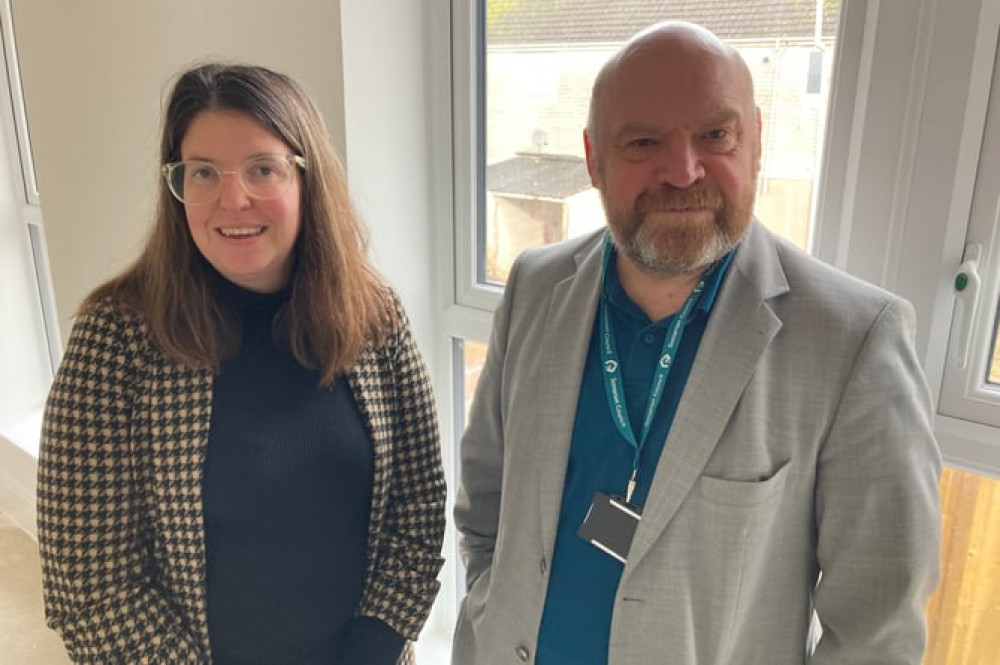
xmin=636 ymin=188 xmax=723 ymax=212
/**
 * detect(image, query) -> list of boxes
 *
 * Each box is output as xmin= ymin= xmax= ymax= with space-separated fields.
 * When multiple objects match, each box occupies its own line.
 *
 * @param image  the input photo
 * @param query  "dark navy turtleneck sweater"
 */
xmin=201 ymin=275 xmax=404 ymax=664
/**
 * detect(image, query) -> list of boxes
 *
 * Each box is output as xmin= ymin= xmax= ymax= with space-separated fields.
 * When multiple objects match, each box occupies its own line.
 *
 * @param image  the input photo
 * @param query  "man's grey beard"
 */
xmin=610 ymin=220 xmax=741 ymax=278
xmin=603 ymin=187 xmax=751 ymax=278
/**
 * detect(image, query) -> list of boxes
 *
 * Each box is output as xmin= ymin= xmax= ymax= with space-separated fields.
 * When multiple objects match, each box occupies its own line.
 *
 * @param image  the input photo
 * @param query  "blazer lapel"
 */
xmin=535 ymin=235 xmax=604 ymax=556
xmin=625 ymin=221 xmax=788 ymax=570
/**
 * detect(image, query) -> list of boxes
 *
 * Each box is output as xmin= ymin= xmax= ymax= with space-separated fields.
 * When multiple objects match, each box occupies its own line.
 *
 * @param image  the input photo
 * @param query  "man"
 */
xmin=452 ymin=20 xmax=941 ymax=665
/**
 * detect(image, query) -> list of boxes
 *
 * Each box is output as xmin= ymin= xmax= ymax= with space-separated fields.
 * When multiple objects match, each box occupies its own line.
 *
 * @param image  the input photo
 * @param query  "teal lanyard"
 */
xmin=598 ymin=234 xmax=711 ymax=503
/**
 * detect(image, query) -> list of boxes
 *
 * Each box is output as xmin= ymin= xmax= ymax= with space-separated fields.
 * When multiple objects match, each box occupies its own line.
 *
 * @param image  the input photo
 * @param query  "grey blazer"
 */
xmin=453 ymin=221 xmax=941 ymax=665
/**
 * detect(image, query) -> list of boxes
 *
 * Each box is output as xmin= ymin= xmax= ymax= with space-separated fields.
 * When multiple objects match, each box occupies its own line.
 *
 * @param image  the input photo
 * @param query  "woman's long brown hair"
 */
xmin=84 ymin=63 xmax=394 ymax=385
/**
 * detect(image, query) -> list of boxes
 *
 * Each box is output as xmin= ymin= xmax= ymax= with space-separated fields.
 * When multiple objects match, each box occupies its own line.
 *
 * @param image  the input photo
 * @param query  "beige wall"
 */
xmin=12 ymin=0 xmax=346 ymax=339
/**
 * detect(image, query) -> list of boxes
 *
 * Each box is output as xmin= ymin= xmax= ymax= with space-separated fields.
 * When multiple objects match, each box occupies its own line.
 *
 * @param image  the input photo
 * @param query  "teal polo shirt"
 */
xmin=535 ymin=241 xmax=735 ymax=665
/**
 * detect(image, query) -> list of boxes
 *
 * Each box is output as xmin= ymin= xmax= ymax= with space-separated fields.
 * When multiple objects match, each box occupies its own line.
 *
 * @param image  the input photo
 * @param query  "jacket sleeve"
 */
xmin=811 ymin=298 xmax=942 ymax=664
xmin=450 ymin=254 xmax=527 ymax=664
xmin=452 ymin=254 xmax=525 ymax=595
xmin=37 ymin=304 xmax=205 ymax=664
xmin=356 ymin=301 xmax=446 ymax=642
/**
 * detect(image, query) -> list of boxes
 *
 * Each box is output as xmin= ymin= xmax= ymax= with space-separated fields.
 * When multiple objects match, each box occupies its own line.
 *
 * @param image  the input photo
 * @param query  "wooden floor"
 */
xmin=924 ymin=467 xmax=1000 ymax=664
xmin=0 ymin=509 xmax=70 ymax=664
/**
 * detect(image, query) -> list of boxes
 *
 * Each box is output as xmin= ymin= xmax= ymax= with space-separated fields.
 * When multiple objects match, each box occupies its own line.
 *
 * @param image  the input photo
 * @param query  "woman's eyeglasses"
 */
xmin=161 ymin=154 xmax=306 ymax=205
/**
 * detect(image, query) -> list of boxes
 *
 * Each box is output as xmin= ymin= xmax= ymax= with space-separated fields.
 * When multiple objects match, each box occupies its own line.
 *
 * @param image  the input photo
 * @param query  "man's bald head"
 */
xmin=586 ymin=21 xmax=756 ymax=146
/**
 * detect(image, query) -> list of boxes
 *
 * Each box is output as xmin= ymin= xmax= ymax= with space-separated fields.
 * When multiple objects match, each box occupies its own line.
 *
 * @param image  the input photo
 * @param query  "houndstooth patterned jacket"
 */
xmin=37 ymin=296 xmax=446 ymax=664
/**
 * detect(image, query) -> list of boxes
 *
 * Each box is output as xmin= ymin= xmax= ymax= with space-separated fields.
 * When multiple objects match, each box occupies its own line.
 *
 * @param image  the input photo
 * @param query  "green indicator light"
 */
xmin=955 ymin=273 xmax=969 ymax=292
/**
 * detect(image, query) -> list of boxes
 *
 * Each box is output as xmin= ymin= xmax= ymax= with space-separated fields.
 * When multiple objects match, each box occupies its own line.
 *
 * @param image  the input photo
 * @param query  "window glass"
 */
xmin=482 ymin=1 xmax=841 ymax=286
xmin=459 ymin=339 xmax=488 ymax=423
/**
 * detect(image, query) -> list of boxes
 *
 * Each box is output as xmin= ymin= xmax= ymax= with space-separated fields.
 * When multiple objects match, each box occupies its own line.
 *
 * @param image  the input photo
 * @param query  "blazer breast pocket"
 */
xmin=695 ymin=459 xmax=792 ymax=507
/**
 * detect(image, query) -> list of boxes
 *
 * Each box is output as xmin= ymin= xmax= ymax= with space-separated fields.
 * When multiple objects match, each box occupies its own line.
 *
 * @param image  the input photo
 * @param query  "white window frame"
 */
xmin=0 ymin=0 xmax=59 ymax=371
xmin=812 ymin=0 xmax=1000 ymax=478
xmin=451 ymin=0 xmax=500 ymax=316
xmin=933 ymin=0 xmax=1000 ymax=475
xmin=1 ymin=0 xmax=39 ymax=207
xmin=0 ymin=0 xmax=59 ymax=535
xmin=24 ymin=208 xmax=60 ymax=373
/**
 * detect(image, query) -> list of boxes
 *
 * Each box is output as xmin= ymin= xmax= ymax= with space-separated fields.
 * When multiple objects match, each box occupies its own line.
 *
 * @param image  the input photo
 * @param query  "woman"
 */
xmin=36 ymin=63 xmax=445 ymax=664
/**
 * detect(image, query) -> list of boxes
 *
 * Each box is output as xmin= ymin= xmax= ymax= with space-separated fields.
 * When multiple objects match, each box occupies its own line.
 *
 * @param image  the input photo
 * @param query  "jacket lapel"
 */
xmin=347 ymin=345 xmax=393 ymax=551
xmin=141 ymin=356 xmax=215 ymax=654
xmin=535 ymin=235 xmax=604 ymax=556
xmin=624 ymin=221 xmax=788 ymax=570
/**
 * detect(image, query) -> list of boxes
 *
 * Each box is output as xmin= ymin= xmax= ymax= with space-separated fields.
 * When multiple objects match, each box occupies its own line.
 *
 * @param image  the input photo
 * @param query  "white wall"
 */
xmin=339 ymin=0 xmax=439 ymax=360
xmin=338 ymin=3 xmax=451 ymax=655
xmin=12 ymin=0 xmax=347 ymax=340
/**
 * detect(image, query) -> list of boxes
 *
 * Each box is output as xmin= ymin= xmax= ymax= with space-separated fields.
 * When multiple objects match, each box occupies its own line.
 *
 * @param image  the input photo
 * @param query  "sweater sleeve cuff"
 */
xmin=338 ymin=615 xmax=406 ymax=665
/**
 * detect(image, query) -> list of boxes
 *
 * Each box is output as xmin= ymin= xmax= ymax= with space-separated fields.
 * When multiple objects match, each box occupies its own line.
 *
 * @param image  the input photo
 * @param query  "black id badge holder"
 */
xmin=577 ymin=491 xmax=642 ymax=563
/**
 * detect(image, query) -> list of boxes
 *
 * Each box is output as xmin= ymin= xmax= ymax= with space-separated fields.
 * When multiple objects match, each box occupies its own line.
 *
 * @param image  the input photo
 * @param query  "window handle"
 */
xmin=952 ymin=243 xmax=982 ymax=370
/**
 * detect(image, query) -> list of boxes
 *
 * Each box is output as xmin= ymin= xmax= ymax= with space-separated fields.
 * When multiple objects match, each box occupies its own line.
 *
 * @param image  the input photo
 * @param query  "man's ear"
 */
xmin=583 ymin=128 xmax=600 ymax=187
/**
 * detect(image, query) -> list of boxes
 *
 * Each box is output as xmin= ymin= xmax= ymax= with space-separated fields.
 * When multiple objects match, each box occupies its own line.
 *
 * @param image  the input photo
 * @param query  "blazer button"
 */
xmin=515 ymin=645 xmax=530 ymax=661
xmin=539 ymin=557 xmax=547 ymax=575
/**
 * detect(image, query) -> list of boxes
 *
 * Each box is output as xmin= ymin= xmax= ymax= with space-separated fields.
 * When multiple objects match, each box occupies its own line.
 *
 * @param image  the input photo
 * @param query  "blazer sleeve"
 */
xmin=37 ymin=304 xmax=205 ymax=664
xmin=811 ymin=298 xmax=942 ymax=664
xmin=356 ymin=302 xmax=446 ymax=641
xmin=452 ymin=254 xmax=523 ymax=592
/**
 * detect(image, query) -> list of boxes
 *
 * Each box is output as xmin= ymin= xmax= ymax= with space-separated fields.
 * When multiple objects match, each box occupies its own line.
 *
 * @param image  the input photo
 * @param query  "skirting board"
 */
xmin=0 ymin=434 xmax=38 ymax=541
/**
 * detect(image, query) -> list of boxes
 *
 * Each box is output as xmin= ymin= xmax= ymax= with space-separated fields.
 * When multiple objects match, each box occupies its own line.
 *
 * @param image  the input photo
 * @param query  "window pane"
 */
xmin=483 ymin=1 xmax=842 ymax=286
xmin=458 ymin=339 xmax=489 ymax=424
